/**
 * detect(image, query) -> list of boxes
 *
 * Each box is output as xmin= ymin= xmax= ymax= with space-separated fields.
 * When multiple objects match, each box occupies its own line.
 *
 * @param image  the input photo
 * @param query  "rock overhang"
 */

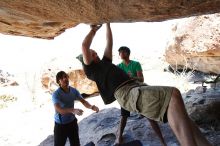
xmin=1 ymin=0 xmax=220 ymax=39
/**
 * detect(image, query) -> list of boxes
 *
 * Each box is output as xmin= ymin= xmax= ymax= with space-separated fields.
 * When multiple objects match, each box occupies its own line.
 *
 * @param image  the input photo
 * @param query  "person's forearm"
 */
xmin=56 ymin=106 xmax=73 ymax=115
xmin=139 ymin=77 xmax=144 ymax=82
xmin=132 ymin=76 xmax=144 ymax=82
xmin=82 ymin=30 xmax=95 ymax=53
xmin=79 ymin=98 xmax=99 ymax=113
xmin=136 ymin=71 xmax=144 ymax=82
xmin=81 ymin=29 xmax=96 ymax=65
xmin=106 ymin=23 xmax=113 ymax=50
xmin=81 ymin=99 xmax=93 ymax=109
xmin=104 ymin=23 xmax=113 ymax=59
xmin=55 ymin=103 xmax=84 ymax=116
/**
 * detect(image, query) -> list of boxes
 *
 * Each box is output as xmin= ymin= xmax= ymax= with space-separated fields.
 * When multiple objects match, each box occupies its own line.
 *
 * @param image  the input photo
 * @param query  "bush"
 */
xmin=0 ymin=94 xmax=17 ymax=109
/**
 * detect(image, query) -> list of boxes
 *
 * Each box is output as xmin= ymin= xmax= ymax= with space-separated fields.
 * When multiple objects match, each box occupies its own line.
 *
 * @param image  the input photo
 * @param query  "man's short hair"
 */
xmin=118 ymin=46 xmax=130 ymax=55
xmin=56 ymin=71 xmax=67 ymax=84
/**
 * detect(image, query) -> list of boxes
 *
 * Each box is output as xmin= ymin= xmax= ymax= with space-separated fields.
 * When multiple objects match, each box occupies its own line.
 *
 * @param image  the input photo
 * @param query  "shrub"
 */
xmin=0 ymin=94 xmax=17 ymax=109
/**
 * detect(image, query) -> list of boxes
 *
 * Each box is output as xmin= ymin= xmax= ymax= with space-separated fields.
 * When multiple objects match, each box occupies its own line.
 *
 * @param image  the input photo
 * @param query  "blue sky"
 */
xmin=0 ymin=21 xmax=176 ymax=73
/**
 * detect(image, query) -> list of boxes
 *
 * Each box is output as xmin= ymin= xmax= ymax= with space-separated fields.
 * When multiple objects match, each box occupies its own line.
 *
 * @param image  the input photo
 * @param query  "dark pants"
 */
xmin=54 ymin=119 xmax=80 ymax=146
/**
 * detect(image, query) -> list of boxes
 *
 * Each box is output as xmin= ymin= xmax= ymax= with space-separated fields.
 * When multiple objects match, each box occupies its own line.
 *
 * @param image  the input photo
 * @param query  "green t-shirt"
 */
xmin=117 ymin=60 xmax=142 ymax=77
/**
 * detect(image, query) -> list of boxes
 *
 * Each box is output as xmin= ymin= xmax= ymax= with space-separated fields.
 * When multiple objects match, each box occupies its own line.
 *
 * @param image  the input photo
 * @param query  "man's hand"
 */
xmin=90 ymin=24 xmax=102 ymax=33
xmin=72 ymin=109 xmax=84 ymax=116
xmin=91 ymin=105 xmax=99 ymax=113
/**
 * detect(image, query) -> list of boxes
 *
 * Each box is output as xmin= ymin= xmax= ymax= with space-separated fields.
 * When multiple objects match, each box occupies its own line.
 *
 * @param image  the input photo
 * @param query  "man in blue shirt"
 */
xmin=52 ymin=71 xmax=99 ymax=146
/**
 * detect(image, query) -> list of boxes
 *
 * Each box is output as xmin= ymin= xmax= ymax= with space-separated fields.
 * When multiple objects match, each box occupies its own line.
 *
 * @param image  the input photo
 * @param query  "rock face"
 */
xmin=78 ymin=108 xmax=178 ymax=146
xmin=165 ymin=13 xmax=220 ymax=74
xmin=184 ymin=87 xmax=220 ymax=131
xmin=0 ymin=70 xmax=18 ymax=87
xmin=1 ymin=0 xmax=220 ymax=39
xmin=41 ymin=69 xmax=98 ymax=95
xmin=68 ymin=69 xmax=98 ymax=95
xmin=78 ymin=107 xmax=219 ymax=146
xmin=38 ymin=107 xmax=220 ymax=146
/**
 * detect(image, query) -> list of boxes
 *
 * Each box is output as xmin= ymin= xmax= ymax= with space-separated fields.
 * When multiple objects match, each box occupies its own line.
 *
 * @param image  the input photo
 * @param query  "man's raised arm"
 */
xmin=82 ymin=25 xmax=102 ymax=65
xmin=104 ymin=23 xmax=113 ymax=60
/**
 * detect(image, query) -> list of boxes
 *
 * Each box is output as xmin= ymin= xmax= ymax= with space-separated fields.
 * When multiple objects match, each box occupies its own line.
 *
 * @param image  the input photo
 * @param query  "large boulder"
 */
xmin=78 ymin=107 xmax=219 ymax=146
xmin=68 ymin=69 xmax=98 ymax=96
xmin=1 ymin=1 xmax=220 ymax=39
xmin=78 ymin=108 xmax=178 ymax=146
xmin=39 ymin=106 xmax=220 ymax=145
xmin=165 ymin=13 xmax=220 ymax=74
xmin=41 ymin=57 xmax=98 ymax=95
xmin=0 ymin=70 xmax=18 ymax=87
xmin=41 ymin=69 xmax=98 ymax=95
xmin=184 ymin=87 xmax=220 ymax=131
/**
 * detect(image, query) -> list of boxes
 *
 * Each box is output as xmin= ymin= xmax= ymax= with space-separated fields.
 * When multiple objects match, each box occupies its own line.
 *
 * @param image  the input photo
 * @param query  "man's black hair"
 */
xmin=118 ymin=46 xmax=130 ymax=55
xmin=56 ymin=71 xmax=67 ymax=84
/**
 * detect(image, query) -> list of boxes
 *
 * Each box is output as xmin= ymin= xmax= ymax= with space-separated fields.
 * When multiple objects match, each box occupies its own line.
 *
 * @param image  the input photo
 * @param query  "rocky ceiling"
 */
xmin=1 ymin=0 xmax=220 ymax=39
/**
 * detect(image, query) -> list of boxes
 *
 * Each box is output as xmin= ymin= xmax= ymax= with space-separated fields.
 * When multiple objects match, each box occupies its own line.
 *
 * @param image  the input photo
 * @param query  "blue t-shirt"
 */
xmin=52 ymin=86 xmax=82 ymax=124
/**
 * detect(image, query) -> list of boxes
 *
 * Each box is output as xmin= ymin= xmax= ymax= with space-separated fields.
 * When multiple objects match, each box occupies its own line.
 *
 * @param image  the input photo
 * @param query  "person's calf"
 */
xmin=115 ymin=134 xmax=123 ymax=144
xmin=190 ymin=120 xmax=212 ymax=146
xmin=167 ymin=88 xmax=197 ymax=146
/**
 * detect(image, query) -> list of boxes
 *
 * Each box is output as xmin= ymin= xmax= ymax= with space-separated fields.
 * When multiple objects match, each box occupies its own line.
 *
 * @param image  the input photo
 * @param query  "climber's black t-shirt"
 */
xmin=83 ymin=56 xmax=130 ymax=104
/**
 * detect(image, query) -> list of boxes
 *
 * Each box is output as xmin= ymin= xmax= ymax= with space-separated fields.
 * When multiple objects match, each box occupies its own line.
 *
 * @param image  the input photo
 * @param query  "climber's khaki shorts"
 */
xmin=114 ymin=81 xmax=173 ymax=123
